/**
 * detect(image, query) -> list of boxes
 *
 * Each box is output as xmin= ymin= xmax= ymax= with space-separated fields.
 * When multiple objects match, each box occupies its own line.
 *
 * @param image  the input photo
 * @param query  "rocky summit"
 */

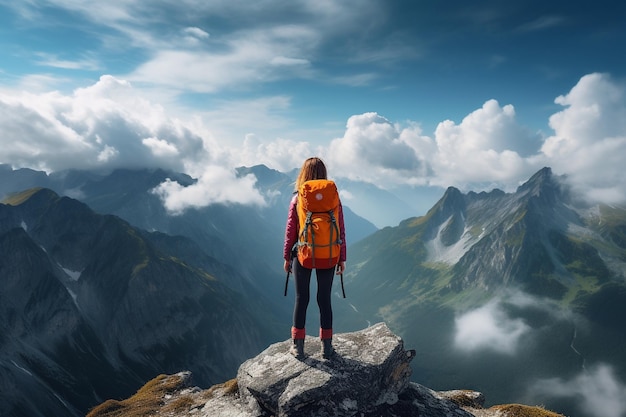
xmin=237 ymin=322 xmax=421 ymax=416
xmin=87 ymin=323 xmax=564 ymax=417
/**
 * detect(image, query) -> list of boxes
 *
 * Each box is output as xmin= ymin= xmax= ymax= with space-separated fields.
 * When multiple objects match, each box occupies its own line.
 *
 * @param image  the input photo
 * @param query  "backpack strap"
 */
xmin=297 ymin=211 xmax=316 ymax=267
xmin=328 ymin=210 xmax=342 ymax=265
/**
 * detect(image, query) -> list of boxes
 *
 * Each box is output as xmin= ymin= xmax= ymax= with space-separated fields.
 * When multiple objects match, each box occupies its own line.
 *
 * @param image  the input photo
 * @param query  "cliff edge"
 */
xmin=87 ymin=323 xmax=564 ymax=417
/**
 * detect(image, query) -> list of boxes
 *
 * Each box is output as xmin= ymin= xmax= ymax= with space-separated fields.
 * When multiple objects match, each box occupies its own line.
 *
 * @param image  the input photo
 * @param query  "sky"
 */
xmin=1 ymin=0 xmax=626 ymax=219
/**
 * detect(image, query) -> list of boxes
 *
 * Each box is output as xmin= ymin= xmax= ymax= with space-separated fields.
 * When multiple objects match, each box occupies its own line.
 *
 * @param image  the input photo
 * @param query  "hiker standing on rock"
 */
xmin=283 ymin=157 xmax=347 ymax=359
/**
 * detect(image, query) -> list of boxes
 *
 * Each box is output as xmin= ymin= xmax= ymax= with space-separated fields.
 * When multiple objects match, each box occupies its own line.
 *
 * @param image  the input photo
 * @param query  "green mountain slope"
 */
xmin=339 ymin=167 xmax=626 ymax=417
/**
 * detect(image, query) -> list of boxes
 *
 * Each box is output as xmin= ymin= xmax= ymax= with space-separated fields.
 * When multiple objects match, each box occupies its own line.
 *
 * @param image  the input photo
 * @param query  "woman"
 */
xmin=283 ymin=157 xmax=346 ymax=359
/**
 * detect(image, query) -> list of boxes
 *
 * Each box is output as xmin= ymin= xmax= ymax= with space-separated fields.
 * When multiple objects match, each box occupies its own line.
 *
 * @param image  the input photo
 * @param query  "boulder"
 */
xmin=235 ymin=322 xmax=472 ymax=417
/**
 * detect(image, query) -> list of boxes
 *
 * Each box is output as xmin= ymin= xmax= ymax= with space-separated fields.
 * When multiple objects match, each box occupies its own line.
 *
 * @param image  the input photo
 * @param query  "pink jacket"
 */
xmin=283 ymin=194 xmax=347 ymax=263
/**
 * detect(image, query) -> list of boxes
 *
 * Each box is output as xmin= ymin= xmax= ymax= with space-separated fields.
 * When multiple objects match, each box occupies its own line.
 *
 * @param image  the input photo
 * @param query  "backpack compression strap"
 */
xmin=298 ymin=209 xmax=342 ymax=268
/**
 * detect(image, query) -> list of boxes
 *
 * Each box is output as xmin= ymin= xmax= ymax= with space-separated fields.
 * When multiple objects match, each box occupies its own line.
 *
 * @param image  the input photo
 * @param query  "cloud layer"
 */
xmin=451 ymin=289 xmax=626 ymax=417
xmin=453 ymin=295 xmax=531 ymax=355
xmin=529 ymin=364 xmax=626 ymax=417
xmin=326 ymin=100 xmax=535 ymax=190
xmin=325 ymin=73 xmax=626 ymax=204
xmin=1 ymin=72 xmax=625 ymax=211
xmin=541 ymin=73 xmax=626 ymax=203
xmin=0 ymin=75 xmax=265 ymax=207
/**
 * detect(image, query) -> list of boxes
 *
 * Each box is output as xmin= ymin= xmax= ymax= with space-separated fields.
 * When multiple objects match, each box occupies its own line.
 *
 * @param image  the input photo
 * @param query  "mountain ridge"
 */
xmin=341 ymin=167 xmax=626 ymax=416
xmin=356 ymin=167 xmax=622 ymax=299
xmin=0 ymin=165 xmax=378 ymax=314
xmin=0 ymin=188 xmax=279 ymax=417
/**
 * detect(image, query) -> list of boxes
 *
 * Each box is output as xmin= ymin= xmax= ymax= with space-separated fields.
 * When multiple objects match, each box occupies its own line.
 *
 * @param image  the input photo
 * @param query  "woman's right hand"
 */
xmin=284 ymin=259 xmax=291 ymax=273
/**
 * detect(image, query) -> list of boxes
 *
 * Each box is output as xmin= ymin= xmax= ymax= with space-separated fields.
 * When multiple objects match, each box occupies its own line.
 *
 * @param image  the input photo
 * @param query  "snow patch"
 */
xmin=58 ymin=266 xmax=82 ymax=308
xmin=20 ymin=220 xmax=28 ymax=231
xmin=11 ymin=360 xmax=32 ymax=377
xmin=66 ymin=288 xmax=79 ymax=307
xmin=571 ymin=203 xmax=601 ymax=219
xmin=52 ymin=391 xmax=69 ymax=408
xmin=567 ymin=221 xmax=597 ymax=239
xmin=425 ymin=216 xmax=475 ymax=264
xmin=62 ymin=267 xmax=82 ymax=281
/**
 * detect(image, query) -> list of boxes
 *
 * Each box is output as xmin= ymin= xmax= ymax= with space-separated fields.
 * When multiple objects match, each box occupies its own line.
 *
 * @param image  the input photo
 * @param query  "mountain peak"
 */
xmin=432 ymin=186 xmax=465 ymax=214
xmin=514 ymin=167 xmax=573 ymax=211
xmin=236 ymin=164 xmax=290 ymax=188
xmin=443 ymin=185 xmax=463 ymax=198
xmin=1 ymin=187 xmax=58 ymax=206
xmin=422 ymin=186 xmax=466 ymax=233
xmin=516 ymin=167 xmax=557 ymax=194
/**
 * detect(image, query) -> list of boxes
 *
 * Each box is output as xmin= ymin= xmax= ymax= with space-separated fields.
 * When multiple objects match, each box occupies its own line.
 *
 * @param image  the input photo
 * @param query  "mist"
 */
xmin=528 ymin=363 xmax=626 ymax=417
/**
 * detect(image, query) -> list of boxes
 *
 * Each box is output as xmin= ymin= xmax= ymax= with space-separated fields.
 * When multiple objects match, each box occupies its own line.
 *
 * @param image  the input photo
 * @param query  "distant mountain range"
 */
xmin=0 ymin=164 xmax=379 ymax=416
xmin=1 ymin=165 xmax=624 ymax=417
xmin=0 ymin=164 xmax=379 ymax=324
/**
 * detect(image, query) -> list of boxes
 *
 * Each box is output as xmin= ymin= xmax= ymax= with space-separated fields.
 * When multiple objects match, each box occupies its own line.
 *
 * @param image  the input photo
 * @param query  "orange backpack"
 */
xmin=296 ymin=179 xmax=342 ymax=269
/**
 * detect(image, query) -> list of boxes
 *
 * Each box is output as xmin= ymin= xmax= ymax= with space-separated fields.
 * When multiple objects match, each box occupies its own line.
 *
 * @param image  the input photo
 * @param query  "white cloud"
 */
xmin=97 ymin=144 xmax=118 ymax=163
xmin=322 ymin=73 xmax=626 ymax=207
xmin=325 ymin=104 xmax=539 ymax=190
xmin=326 ymin=112 xmax=434 ymax=187
xmin=34 ymin=52 xmax=100 ymax=71
xmin=142 ymin=137 xmax=180 ymax=158
xmin=239 ymin=135 xmax=315 ymax=174
xmin=195 ymin=95 xmax=297 ymax=149
xmin=0 ymin=75 xmax=265 ymax=208
xmin=453 ymin=297 xmax=531 ymax=355
xmin=529 ymin=364 xmax=626 ymax=417
xmin=431 ymin=99 xmax=540 ymax=187
xmin=453 ymin=291 xmax=571 ymax=356
xmin=126 ymin=25 xmax=319 ymax=93
xmin=6 ymin=0 xmax=390 ymax=94
xmin=540 ymin=73 xmax=626 ymax=204
xmin=2 ymin=71 xmax=626 ymax=215
xmin=182 ymin=27 xmax=210 ymax=39
xmin=180 ymin=27 xmax=210 ymax=46
xmin=152 ymin=166 xmax=266 ymax=214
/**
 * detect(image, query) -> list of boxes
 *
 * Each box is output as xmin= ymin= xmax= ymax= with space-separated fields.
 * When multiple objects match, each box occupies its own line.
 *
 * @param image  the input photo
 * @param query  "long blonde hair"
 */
xmin=295 ymin=157 xmax=328 ymax=191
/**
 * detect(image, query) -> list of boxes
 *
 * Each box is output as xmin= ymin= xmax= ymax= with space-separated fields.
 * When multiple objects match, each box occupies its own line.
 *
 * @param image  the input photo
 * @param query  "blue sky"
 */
xmin=1 ymin=0 xmax=626 ymax=217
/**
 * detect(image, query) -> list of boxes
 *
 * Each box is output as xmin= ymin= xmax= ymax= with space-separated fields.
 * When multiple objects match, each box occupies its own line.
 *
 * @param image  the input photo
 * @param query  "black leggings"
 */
xmin=292 ymin=260 xmax=334 ymax=330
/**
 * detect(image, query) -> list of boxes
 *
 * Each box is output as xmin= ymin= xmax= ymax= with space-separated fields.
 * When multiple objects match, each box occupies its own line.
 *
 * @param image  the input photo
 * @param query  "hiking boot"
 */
xmin=290 ymin=338 xmax=305 ymax=359
xmin=321 ymin=338 xmax=334 ymax=359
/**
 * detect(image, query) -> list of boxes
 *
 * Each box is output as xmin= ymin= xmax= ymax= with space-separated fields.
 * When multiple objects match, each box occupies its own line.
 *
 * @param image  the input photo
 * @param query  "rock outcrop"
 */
xmin=236 ymin=322 xmax=428 ymax=417
xmin=88 ymin=323 xmax=565 ymax=417
xmin=90 ymin=323 xmax=460 ymax=416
